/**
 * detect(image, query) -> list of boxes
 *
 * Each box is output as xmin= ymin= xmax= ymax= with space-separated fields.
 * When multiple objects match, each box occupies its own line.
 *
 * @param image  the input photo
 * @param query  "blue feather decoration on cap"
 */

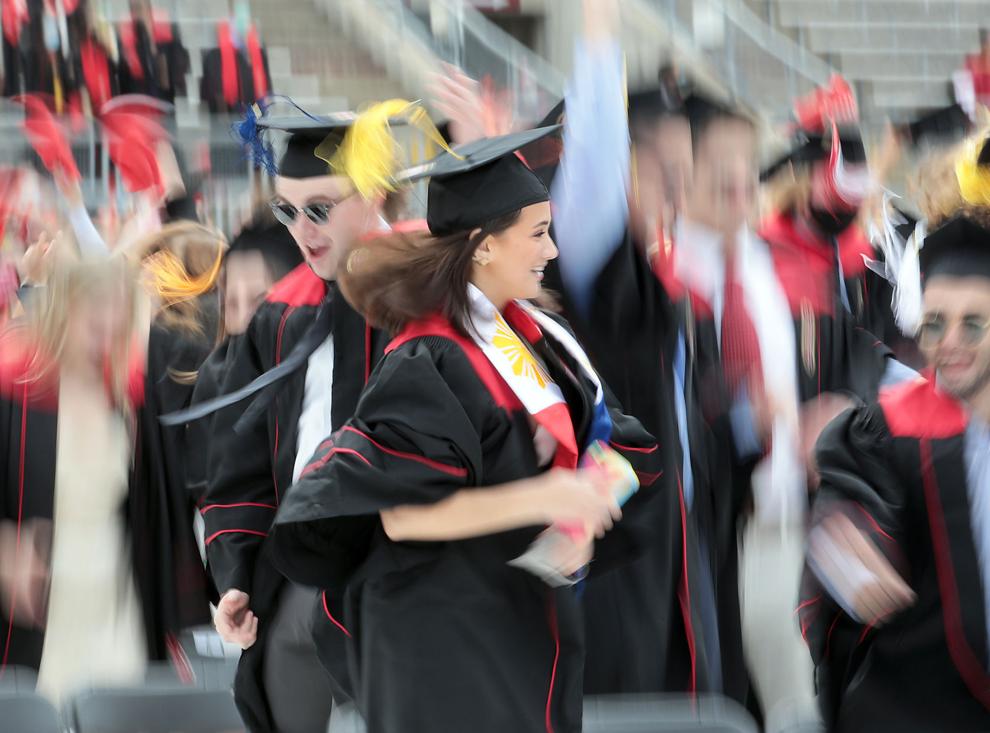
xmin=232 ymin=98 xmax=278 ymax=176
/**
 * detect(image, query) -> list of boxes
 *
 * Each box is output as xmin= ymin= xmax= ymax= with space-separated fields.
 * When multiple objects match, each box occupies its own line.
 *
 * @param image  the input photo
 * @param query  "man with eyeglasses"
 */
xmin=799 ymin=211 xmax=990 ymax=731
xmin=173 ymin=115 xmax=400 ymax=733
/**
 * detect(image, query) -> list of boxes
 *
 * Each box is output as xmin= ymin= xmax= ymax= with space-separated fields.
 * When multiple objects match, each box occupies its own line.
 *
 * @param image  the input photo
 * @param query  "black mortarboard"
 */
xmin=629 ymin=84 xmax=686 ymax=123
xmin=399 ymin=126 xmax=559 ymax=236
xmin=517 ymin=89 xmax=690 ymax=189
xmin=518 ymin=101 xmax=565 ymax=187
xmin=228 ymin=219 xmax=304 ymax=282
xmin=899 ymin=104 xmax=971 ymax=150
xmin=256 ymin=114 xmax=360 ymax=179
xmin=921 ymin=214 xmax=990 ymax=284
xmin=760 ymin=124 xmax=867 ymax=182
xmin=682 ymin=91 xmax=752 ymax=146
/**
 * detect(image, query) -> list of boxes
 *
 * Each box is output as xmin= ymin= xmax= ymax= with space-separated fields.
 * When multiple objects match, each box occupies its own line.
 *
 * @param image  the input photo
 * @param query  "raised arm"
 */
xmin=551 ymin=0 xmax=629 ymax=318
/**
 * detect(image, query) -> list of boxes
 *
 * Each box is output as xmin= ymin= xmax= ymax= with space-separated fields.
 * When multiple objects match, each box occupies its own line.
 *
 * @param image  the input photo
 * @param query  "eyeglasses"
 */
xmin=270 ymin=195 xmax=351 ymax=227
xmin=917 ymin=313 xmax=990 ymax=349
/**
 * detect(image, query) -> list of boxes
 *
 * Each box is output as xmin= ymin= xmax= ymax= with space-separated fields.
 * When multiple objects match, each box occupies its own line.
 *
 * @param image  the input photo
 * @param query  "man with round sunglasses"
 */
xmin=171 ymin=111 xmax=410 ymax=733
xmin=798 ymin=207 xmax=990 ymax=731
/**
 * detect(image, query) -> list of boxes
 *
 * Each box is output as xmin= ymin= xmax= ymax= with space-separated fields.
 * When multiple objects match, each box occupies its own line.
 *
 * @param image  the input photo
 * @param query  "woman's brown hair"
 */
xmin=339 ymin=211 xmax=522 ymax=338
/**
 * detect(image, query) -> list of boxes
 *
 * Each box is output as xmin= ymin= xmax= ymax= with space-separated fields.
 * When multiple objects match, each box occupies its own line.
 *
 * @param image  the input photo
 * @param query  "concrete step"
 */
xmin=271 ymin=73 xmax=321 ymax=99
xmin=100 ymin=0 xmax=230 ymax=19
xmin=805 ymin=24 xmax=980 ymax=55
xmin=321 ymin=77 xmax=408 ymax=108
xmin=776 ymin=0 xmax=989 ymax=27
xmin=266 ymin=47 xmax=293 ymax=76
xmin=837 ymin=51 xmax=967 ymax=80
xmin=868 ymin=79 xmax=954 ymax=110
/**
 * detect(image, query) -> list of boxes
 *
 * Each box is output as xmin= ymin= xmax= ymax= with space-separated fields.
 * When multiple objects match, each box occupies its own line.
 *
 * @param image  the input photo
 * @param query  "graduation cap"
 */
xmin=761 ymin=74 xmax=866 ymax=182
xmin=760 ymin=124 xmax=866 ymax=182
xmin=629 ymin=83 xmax=686 ymax=124
xmin=518 ymin=87 xmax=689 ymax=189
xmin=916 ymin=134 xmax=990 ymax=285
xmin=398 ymin=126 xmax=559 ymax=237
xmin=682 ymin=91 xmax=753 ymax=147
xmin=921 ymin=214 xmax=990 ymax=284
xmin=254 ymin=113 xmax=360 ymax=180
xmin=244 ymin=100 xmax=452 ymax=202
xmin=898 ymin=104 xmax=972 ymax=150
xmin=517 ymin=100 xmax=565 ymax=187
xmin=228 ymin=218 xmax=304 ymax=282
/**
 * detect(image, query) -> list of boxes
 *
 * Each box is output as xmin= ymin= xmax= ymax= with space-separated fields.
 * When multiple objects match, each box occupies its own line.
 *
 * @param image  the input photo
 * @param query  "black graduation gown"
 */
xmin=758 ymin=212 xmax=894 ymax=403
xmin=199 ymin=46 xmax=272 ymax=115
xmin=196 ymin=264 xmax=389 ymax=732
xmin=800 ymin=377 xmax=990 ymax=732
xmin=269 ymin=306 xmax=666 ymax=733
xmin=0 ymin=340 xmax=207 ymax=673
xmin=1 ymin=4 xmax=64 ymax=98
xmin=546 ymin=229 xmax=750 ymax=703
xmin=134 ymin=305 xmax=222 ymax=621
xmin=186 ymin=338 xmax=230 ymax=504
xmin=117 ymin=21 xmax=189 ymax=104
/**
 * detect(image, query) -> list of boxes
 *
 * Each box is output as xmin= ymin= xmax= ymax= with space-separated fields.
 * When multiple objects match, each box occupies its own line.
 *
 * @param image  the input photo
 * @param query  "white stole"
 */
xmin=465 ymin=285 xmax=604 ymax=466
xmin=674 ymin=219 xmax=805 ymax=524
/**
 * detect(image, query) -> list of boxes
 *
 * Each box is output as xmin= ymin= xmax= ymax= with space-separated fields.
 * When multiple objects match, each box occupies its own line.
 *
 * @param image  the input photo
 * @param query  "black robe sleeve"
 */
xmin=200 ymin=319 xmax=278 ymax=597
xmin=185 ymin=340 xmax=230 ymax=503
xmin=591 ymin=386 xmax=668 ymax=574
xmin=547 ymin=229 xmax=679 ymax=456
xmin=799 ymin=404 xmax=908 ymax=725
xmin=271 ymin=338 xmax=483 ymax=590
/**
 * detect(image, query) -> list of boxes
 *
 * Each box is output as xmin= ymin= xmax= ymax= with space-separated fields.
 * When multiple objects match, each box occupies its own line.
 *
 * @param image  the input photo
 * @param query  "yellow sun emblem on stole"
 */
xmin=493 ymin=315 xmax=552 ymax=388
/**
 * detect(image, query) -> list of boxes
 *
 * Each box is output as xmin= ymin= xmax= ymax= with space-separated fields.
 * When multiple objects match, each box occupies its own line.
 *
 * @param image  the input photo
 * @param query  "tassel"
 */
xmin=145 ymin=239 xmax=224 ymax=307
xmin=323 ymin=99 xmax=457 ymax=200
xmin=874 ymin=192 xmax=923 ymax=336
xmin=894 ymin=222 xmax=924 ymax=337
xmin=955 ymin=135 xmax=990 ymax=206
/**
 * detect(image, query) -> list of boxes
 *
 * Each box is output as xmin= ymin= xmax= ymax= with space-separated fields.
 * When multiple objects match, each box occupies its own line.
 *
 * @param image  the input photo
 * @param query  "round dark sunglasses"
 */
xmin=270 ymin=193 xmax=355 ymax=227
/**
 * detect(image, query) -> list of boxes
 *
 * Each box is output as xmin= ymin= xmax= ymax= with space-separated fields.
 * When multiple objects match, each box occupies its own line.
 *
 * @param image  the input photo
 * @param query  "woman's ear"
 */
xmin=472 ymin=228 xmax=494 ymax=267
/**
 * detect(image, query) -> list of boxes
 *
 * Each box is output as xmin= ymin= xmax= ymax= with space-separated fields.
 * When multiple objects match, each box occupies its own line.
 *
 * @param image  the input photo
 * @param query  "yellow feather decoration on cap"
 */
xmin=318 ymin=99 xmax=459 ymax=200
xmin=145 ymin=239 xmax=224 ymax=306
xmin=955 ymin=136 xmax=990 ymax=207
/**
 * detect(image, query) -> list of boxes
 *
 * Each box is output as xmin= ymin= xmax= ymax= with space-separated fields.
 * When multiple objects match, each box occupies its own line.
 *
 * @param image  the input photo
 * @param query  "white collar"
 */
xmin=673 ymin=218 xmax=750 ymax=302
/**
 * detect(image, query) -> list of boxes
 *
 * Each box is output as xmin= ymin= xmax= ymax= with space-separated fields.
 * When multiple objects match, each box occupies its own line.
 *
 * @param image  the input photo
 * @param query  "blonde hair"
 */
xmin=909 ymin=142 xmax=966 ymax=229
xmin=128 ymin=220 xmax=226 ymax=339
xmin=762 ymin=164 xmax=812 ymax=218
xmin=21 ymin=250 xmax=139 ymax=410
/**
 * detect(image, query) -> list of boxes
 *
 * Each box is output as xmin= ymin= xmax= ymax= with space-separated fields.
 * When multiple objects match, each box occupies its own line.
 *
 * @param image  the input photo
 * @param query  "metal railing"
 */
xmin=423 ymin=0 xmax=564 ymax=124
xmin=643 ymin=0 xmax=836 ymax=119
xmin=315 ymin=0 xmax=563 ymax=126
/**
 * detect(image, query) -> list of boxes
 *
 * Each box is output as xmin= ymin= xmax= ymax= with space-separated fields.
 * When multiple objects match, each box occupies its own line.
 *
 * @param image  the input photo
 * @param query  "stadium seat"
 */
xmin=0 ymin=664 xmax=39 ymax=692
xmin=70 ymin=687 xmax=245 ymax=733
xmin=144 ymin=658 xmax=238 ymax=691
xmin=0 ymin=690 xmax=61 ymax=733
xmin=179 ymin=626 xmax=242 ymax=661
xmin=583 ymin=694 xmax=759 ymax=733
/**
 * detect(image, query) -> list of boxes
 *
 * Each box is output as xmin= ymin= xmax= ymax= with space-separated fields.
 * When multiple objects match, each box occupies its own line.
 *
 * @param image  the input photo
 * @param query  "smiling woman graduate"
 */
xmin=269 ymin=129 xmax=668 ymax=733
